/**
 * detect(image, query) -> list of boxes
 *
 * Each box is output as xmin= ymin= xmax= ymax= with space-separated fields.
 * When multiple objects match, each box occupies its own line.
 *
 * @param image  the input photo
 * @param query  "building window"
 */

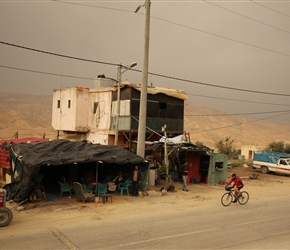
xmin=57 ymin=100 xmax=60 ymax=108
xmin=68 ymin=100 xmax=71 ymax=108
xmin=93 ymin=102 xmax=99 ymax=114
xmin=215 ymin=162 xmax=224 ymax=170
xmin=159 ymin=102 xmax=167 ymax=109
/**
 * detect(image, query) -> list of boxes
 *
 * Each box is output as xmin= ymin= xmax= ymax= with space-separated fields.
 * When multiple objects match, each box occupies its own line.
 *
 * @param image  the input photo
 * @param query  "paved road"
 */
xmin=1 ymin=193 xmax=290 ymax=249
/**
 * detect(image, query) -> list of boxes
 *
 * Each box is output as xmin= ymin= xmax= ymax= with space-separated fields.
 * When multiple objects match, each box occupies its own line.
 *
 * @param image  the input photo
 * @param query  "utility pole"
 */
xmin=136 ymin=0 xmax=151 ymax=158
xmin=114 ymin=65 xmax=122 ymax=146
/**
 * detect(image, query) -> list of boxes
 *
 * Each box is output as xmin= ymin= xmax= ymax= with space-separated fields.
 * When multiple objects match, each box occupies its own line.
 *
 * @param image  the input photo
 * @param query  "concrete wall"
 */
xmin=52 ymin=87 xmax=90 ymax=132
xmin=241 ymin=145 xmax=265 ymax=160
xmin=208 ymin=154 xmax=228 ymax=185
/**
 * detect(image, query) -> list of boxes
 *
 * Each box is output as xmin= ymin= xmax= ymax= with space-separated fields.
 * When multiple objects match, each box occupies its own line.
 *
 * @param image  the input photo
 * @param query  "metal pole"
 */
xmin=114 ymin=65 xmax=122 ymax=145
xmin=129 ymin=130 xmax=132 ymax=152
xmin=164 ymin=126 xmax=168 ymax=176
xmin=137 ymin=0 xmax=150 ymax=158
xmin=162 ymin=124 xmax=168 ymax=177
xmin=96 ymin=162 xmax=98 ymax=183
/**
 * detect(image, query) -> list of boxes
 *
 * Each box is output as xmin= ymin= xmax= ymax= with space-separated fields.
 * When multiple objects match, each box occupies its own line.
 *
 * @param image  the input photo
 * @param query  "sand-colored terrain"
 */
xmin=0 ymin=92 xmax=289 ymax=149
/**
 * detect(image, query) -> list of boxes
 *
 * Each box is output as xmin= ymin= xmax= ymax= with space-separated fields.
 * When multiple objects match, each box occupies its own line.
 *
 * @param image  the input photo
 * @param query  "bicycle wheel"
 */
xmin=221 ymin=192 xmax=234 ymax=206
xmin=238 ymin=191 xmax=249 ymax=205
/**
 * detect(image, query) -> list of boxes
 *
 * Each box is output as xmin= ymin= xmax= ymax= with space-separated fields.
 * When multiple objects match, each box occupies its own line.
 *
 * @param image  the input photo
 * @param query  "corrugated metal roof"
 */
xmin=122 ymin=82 xmax=188 ymax=101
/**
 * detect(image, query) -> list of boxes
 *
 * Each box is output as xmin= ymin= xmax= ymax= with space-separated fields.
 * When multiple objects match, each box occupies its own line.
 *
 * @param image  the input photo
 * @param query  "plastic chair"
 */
xmin=60 ymin=175 xmax=74 ymax=191
xmin=57 ymin=181 xmax=71 ymax=198
xmin=96 ymin=183 xmax=108 ymax=202
xmin=60 ymin=175 xmax=67 ymax=184
xmin=116 ymin=179 xmax=130 ymax=196
xmin=73 ymin=182 xmax=95 ymax=203
xmin=82 ymin=185 xmax=93 ymax=193
xmin=79 ymin=175 xmax=94 ymax=193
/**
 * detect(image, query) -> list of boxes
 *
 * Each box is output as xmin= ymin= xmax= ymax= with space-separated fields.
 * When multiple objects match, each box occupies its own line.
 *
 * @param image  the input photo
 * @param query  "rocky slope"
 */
xmin=184 ymin=102 xmax=290 ymax=148
xmin=0 ymin=92 xmax=289 ymax=149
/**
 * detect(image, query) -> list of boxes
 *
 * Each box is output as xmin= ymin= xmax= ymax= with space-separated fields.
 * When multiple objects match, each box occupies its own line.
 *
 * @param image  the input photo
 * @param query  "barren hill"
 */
xmin=0 ymin=92 xmax=289 ymax=149
xmin=0 ymin=93 xmax=55 ymax=140
xmin=184 ymin=102 xmax=290 ymax=149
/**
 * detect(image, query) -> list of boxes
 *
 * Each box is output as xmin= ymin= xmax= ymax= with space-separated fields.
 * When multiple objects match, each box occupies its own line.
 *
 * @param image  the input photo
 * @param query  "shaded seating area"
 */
xmin=115 ymin=179 xmax=130 ymax=196
xmin=57 ymin=181 xmax=71 ymax=198
xmin=95 ymin=183 xmax=107 ymax=202
xmin=4 ymin=140 xmax=147 ymax=203
xmin=73 ymin=182 xmax=95 ymax=203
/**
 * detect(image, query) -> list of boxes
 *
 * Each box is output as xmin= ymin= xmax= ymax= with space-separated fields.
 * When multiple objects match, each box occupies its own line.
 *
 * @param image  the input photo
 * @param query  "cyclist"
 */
xmin=226 ymin=173 xmax=244 ymax=203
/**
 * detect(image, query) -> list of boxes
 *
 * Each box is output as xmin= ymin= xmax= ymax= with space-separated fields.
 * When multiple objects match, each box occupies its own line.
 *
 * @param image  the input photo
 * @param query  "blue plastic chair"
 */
xmin=82 ymin=185 xmax=93 ymax=193
xmin=116 ymin=179 xmax=130 ymax=196
xmin=96 ymin=183 xmax=108 ymax=201
xmin=57 ymin=181 xmax=71 ymax=198
xmin=73 ymin=182 xmax=95 ymax=203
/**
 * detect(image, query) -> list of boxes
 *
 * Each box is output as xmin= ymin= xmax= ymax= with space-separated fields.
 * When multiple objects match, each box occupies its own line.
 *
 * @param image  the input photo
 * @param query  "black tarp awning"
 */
xmin=4 ymin=140 xmax=146 ymax=202
xmin=10 ymin=139 xmax=145 ymax=166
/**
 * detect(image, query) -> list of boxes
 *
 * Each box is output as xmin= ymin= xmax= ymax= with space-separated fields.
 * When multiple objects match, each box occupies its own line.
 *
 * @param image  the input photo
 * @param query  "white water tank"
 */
xmin=94 ymin=77 xmax=117 ymax=88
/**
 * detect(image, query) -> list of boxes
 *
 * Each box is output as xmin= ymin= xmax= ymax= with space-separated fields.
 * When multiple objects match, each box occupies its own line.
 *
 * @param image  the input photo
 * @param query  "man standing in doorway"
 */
xmin=131 ymin=165 xmax=141 ymax=197
xmin=181 ymin=162 xmax=189 ymax=192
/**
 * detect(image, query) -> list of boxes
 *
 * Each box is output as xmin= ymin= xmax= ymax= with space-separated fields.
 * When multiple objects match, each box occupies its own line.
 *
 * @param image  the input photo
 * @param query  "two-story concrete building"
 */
xmin=52 ymin=78 xmax=188 ymax=152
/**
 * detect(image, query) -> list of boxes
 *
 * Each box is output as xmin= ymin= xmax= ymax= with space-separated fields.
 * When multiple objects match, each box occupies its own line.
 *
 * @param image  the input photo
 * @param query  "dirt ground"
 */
xmin=5 ymin=166 xmax=290 ymax=228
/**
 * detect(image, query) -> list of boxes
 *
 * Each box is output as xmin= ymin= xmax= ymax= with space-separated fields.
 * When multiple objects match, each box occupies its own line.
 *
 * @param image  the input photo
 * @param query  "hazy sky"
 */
xmin=1 ymin=0 xmax=290 ymax=122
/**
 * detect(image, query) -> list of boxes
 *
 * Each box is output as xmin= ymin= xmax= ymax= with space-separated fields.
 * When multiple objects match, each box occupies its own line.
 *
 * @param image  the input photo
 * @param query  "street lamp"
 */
xmin=162 ymin=124 xmax=168 ymax=176
xmin=114 ymin=62 xmax=137 ymax=146
xmin=136 ymin=0 xmax=151 ymax=158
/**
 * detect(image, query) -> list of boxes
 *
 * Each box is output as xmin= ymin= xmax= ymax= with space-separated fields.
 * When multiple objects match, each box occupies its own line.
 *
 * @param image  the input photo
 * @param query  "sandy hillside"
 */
xmin=0 ymin=92 xmax=289 ymax=149
xmin=0 ymin=93 xmax=55 ymax=140
xmin=184 ymin=102 xmax=290 ymax=149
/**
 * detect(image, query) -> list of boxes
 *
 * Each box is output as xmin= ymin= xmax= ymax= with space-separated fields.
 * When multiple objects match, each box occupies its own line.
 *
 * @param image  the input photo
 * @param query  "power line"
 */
xmin=149 ymin=71 xmax=290 ymax=97
xmin=52 ymin=0 xmax=290 ymax=57
xmin=249 ymin=0 xmax=290 ymax=18
xmin=2 ymin=63 xmax=290 ymax=108
xmin=151 ymin=15 xmax=290 ymax=58
xmin=185 ymin=109 xmax=290 ymax=116
xmin=190 ymin=110 xmax=290 ymax=134
xmin=52 ymin=0 xmax=134 ymax=13
xmin=187 ymin=93 xmax=290 ymax=107
xmin=204 ymin=0 xmax=290 ymax=35
xmin=1 ymin=41 xmax=290 ymax=97
xmin=0 ymin=41 xmax=119 ymax=67
xmin=0 ymin=65 xmax=95 ymax=81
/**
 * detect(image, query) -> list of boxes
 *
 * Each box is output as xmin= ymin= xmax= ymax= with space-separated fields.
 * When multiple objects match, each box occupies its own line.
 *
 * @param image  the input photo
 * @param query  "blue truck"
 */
xmin=252 ymin=151 xmax=290 ymax=175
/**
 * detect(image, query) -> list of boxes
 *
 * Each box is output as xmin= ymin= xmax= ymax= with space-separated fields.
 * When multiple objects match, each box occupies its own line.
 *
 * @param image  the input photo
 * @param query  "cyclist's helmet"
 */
xmin=231 ymin=173 xmax=236 ymax=178
xmin=225 ymin=185 xmax=231 ymax=191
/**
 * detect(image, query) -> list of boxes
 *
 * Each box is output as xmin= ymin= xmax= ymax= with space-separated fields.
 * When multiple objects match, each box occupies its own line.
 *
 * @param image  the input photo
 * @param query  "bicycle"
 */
xmin=221 ymin=186 xmax=249 ymax=206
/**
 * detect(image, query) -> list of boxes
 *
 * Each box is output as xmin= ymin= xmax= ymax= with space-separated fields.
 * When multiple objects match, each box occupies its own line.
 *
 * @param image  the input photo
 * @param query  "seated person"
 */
xmin=83 ymin=170 xmax=95 ymax=187
xmin=107 ymin=171 xmax=123 ymax=192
